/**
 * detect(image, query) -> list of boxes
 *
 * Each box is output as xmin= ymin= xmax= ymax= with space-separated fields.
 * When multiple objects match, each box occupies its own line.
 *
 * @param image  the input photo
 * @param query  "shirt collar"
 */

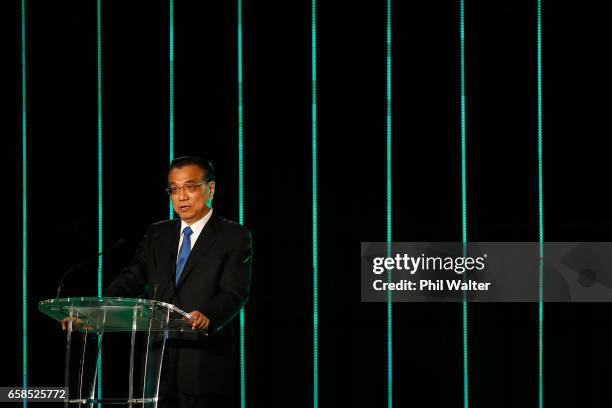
xmin=180 ymin=208 xmax=213 ymax=237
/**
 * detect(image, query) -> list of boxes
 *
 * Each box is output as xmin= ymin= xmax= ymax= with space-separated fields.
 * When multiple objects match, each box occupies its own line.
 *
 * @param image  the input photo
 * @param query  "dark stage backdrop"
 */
xmin=5 ymin=0 xmax=612 ymax=407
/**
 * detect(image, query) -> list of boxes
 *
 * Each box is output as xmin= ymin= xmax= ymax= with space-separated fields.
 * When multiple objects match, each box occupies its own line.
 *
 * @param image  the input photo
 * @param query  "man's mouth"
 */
xmin=179 ymin=205 xmax=191 ymax=211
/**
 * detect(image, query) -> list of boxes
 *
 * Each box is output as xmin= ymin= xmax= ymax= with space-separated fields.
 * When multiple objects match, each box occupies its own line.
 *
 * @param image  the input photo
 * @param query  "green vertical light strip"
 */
xmin=21 ymin=0 xmax=28 ymax=404
xmin=311 ymin=0 xmax=318 ymax=406
xmin=385 ymin=1 xmax=392 ymax=407
xmin=169 ymin=0 xmax=175 ymax=219
xmin=97 ymin=0 xmax=103 ymax=300
xmin=237 ymin=0 xmax=246 ymax=406
xmin=237 ymin=0 xmax=244 ymax=227
xmin=459 ymin=0 xmax=469 ymax=407
xmin=96 ymin=0 xmax=104 ymax=403
xmin=536 ymin=0 xmax=544 ymax=407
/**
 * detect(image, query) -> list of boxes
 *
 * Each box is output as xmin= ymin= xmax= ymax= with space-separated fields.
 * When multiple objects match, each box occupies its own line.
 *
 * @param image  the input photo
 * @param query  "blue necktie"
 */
xmin=175 ymin=226 xmax=193 ymax=283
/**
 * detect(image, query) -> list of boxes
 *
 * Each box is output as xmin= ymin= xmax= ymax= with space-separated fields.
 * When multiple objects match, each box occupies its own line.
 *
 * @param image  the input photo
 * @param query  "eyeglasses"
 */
xmin=165 ymin=181 xmax=207 ymax=195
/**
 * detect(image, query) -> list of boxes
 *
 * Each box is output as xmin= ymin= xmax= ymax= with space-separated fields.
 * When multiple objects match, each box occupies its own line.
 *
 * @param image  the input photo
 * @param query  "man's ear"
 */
xmin=206 ymin=182 xmax=215 ymax=208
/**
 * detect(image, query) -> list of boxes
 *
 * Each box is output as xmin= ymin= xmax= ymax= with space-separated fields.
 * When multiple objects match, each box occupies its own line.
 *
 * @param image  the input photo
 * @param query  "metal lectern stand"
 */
xmin=39 ymin=297 xmax=206 ymax=407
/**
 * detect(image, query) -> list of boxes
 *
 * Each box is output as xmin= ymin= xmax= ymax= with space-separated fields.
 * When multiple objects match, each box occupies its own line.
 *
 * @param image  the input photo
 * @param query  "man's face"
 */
xmin=168 ymin=164 xmax=215 ymax=225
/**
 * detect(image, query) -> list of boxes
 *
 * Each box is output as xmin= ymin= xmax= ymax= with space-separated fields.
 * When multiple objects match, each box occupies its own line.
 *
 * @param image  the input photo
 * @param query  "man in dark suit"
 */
xmin=104 ymin=156 xmax=252 ymax=408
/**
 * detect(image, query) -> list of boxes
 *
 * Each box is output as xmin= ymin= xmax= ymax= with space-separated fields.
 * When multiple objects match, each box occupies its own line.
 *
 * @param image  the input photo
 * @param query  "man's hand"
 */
xmin=183 ymin=310 xmax=210 ymax=330
xmin=60 ymin=317 xmax=92 ymax=331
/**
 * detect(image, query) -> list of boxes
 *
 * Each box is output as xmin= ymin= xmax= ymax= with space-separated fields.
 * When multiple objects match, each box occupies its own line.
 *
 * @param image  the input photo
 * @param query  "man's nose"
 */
xmin=178 ymin=187 xmax=189 ymax=200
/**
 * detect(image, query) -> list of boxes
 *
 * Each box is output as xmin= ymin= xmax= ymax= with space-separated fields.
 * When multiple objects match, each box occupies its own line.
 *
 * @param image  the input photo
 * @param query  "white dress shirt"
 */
xmin=176 ymin=208 xmax=213 ymax=261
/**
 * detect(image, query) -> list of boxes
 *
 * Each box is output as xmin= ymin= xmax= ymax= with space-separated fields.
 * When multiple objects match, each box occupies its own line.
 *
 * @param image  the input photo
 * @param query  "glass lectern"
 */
xmin=39 ymin=297 xmax=206 ymax=406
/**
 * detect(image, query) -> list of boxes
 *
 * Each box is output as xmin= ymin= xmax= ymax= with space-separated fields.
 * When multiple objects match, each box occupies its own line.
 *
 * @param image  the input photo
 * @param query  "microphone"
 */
xmin=55 ymin=238 xmax=126 ymax=298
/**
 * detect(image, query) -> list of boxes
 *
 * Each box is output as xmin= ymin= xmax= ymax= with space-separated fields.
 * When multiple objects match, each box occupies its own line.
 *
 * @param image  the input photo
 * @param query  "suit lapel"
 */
xmin=162 ymin=220 xmax=181 ymax=299
xmin=175 ymin=213 xmax=221 ymax=288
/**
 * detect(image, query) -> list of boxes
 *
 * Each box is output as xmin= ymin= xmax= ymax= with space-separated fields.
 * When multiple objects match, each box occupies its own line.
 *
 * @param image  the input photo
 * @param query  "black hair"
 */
xmin=169 ymin=156 xmax=215 ymax=182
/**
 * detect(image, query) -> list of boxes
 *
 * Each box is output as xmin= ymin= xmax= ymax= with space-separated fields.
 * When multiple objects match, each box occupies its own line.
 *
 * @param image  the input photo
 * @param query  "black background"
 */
xmin=4 ymin=0 xmax=612 ymax=407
